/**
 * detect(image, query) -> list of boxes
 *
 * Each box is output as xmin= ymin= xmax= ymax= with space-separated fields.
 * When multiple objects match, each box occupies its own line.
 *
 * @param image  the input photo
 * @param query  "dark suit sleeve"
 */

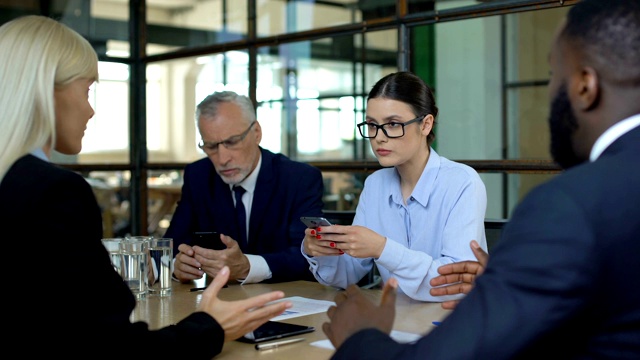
xmin=260 ymin=162 xmax=325 ymax=282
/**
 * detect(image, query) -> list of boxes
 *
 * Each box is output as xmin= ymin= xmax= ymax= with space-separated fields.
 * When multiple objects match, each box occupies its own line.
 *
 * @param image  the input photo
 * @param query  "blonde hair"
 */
xmin=0 ymin=15 xmax=99 ymax=182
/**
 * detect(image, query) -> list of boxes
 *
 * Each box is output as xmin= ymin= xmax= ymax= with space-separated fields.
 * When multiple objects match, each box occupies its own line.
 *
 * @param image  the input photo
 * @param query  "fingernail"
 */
xmin=310 ymin=229 xmax=316 ymax=235
xmin=316 ymin=235 xmax=322 ymax=239
xmin=330 ymin=242 xmax=335 ymax=248
xmin=317 ymin=227 xmax=323 ymax=232
xmin=338 ymin=250 xmax=344 ymax=255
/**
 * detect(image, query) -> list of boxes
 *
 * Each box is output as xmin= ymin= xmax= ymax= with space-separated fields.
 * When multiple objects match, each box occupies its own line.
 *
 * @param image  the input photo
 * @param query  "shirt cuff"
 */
xmin=237 ymin=254 xmax=271 ymax=284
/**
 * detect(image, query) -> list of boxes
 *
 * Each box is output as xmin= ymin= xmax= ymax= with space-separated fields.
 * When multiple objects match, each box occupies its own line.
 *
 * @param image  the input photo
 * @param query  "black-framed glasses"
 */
xmin=357 ymin=114 xmax=425 ymax=139
xmin=198 ymin=121 xmax=257 ymax=154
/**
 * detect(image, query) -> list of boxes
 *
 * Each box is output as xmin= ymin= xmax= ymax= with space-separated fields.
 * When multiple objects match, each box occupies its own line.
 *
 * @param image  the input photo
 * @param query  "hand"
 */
xmin=323 ymin=277 xmax=398 ymax=349
xmin=173 ymin=243 xmax=205 ymax=282
xmin=303 ymin=226 xmax=344 ymax=257
xmin=303 ymin=225 xmax=386 ymax=259
xmin=194 ymin=234 xmax=250 ymax=281
xmin=429 ymin=240 xmax=488 ymax=309
xmin=198 ymin=266 xmax=292 ymax=342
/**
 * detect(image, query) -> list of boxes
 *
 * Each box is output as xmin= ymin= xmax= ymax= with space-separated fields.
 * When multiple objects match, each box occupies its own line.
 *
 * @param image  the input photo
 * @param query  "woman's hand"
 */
xmin=303 ymin=225 xmax=386 ymax=259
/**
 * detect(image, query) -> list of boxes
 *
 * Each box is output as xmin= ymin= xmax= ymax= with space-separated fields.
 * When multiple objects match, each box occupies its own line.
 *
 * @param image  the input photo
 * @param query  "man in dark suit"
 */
xmin=167 ymin=91 xmax=324 ymax=284
xmin=322 ymin=1 xmax=640 ymax=358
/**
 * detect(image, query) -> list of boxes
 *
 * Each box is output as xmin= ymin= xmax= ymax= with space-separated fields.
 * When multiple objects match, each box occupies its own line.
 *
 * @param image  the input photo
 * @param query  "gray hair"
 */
xmin=196 ymin=91 xmax=256 ymax=125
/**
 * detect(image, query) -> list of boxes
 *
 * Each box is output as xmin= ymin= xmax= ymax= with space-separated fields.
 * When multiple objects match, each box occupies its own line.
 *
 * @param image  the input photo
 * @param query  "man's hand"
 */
xmin=173 ymin=243 xmax=205 ymax=282
xmin=194 ymin=234 xmax=250 ymax=281
xmin=430 ymin=240 xmax=488 ymax=309
xmin=323 ymin=278 xmax=398 ymax=349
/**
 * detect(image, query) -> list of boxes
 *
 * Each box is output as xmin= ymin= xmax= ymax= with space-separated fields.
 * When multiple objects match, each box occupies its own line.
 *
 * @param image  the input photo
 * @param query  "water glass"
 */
xmin=101 ymin=238 xmax=124 ymax=274
xmin=120 ymin=237 xmax=151 ymax=300
xmin=148 ymin=238 xmax=173 ymax=297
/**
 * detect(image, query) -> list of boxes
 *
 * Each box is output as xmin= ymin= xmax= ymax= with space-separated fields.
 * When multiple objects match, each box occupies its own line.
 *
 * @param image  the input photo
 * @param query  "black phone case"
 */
xmin=191 ymin=231 xmax=225 ymax=250
xmin=236 ymin=321 xmax=315 ymax=343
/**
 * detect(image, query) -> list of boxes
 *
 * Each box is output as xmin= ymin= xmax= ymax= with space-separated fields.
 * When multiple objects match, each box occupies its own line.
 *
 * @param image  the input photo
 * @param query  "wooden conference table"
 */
xmin=131 ymin=280 xmax=451 ymax=360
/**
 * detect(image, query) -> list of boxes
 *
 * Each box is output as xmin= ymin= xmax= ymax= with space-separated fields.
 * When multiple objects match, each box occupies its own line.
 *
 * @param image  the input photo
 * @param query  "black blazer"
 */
xmin=333 ymin=126 xmax=640 ymax=359
xmin=1 ymin=155 xmax=223 ymax=359
xmin=165 ymin=147 xmax=324 ymax=282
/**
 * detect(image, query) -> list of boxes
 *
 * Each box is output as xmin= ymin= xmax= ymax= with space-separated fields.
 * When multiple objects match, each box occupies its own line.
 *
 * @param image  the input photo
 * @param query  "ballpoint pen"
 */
xmin=255 ymin=338 xmax=305 ymax=351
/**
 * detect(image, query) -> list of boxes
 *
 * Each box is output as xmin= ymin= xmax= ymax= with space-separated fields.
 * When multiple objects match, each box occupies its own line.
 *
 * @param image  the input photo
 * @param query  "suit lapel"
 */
xmin=206 ymin=165 xmax=236 ymax=235
xmin=248 ymin=149 xmax=276 ymax=251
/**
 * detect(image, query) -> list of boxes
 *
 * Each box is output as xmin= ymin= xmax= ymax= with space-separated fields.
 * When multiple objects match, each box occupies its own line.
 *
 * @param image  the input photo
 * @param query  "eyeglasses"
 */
xmin=356 ymin=114 xmax=425 ymax=139
xmin=198 ymin=121 xmax=256 ymax=154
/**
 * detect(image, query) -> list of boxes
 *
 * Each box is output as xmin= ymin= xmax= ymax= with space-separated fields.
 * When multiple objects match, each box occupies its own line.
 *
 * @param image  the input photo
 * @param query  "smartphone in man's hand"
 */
xmin=191 ymin=231 xmax=226 ymax=250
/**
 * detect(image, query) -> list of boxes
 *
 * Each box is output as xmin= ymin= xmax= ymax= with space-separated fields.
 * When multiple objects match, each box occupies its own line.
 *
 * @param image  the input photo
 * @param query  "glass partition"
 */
xmin=0 ymin=0 xmax=573 ymax=233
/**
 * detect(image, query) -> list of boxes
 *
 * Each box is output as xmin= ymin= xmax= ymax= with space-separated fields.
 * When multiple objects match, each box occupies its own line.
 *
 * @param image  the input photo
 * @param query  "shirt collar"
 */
xmin=590 ymin=113 xmax=640 ymax=162
xmin=30 ymin=148 xmax=49 ymax=162
xmin=389 ymin=148 xmax=441 ymax=207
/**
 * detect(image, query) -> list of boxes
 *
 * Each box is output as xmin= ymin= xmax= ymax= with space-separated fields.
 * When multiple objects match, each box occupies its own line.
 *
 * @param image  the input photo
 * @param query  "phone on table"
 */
xmin=237 ymin=321 xmax=315 ymax=343
xmin=191 ymin=231 xmax=225 ymax=250
xmin=300 ymin=216 xmax=333 ymax=228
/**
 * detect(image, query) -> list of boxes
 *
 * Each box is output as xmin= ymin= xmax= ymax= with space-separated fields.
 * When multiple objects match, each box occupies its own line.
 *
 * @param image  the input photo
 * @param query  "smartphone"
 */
xmin=237 ymin=321 xmax=315 ymax=343
xmin=300 ymin=216 xmax=333 ymax=228
xmin=191 ymin=231 xmax=225 ymax=250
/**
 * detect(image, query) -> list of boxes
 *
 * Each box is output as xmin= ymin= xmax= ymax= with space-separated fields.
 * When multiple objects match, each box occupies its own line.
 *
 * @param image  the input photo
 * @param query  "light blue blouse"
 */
xmin=304 ymin=149 xmax=487 ymax=301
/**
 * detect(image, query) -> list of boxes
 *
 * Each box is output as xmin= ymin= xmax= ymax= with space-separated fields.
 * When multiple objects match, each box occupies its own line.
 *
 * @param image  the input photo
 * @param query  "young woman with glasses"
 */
xmin=302 ymin=71 xmax=488 ymax=302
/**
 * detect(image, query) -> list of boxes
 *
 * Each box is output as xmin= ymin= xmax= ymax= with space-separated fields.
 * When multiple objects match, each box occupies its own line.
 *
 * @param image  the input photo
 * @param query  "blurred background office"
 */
xmin=0 ymin=0 xmax=572 ymax=238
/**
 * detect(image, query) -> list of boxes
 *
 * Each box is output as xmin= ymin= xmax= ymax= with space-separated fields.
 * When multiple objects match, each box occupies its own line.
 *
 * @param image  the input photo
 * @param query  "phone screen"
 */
xmin=237 ymin=321 xmax=315 ymax=343
xmin=191 ymin=231 xmax=225 ymax=250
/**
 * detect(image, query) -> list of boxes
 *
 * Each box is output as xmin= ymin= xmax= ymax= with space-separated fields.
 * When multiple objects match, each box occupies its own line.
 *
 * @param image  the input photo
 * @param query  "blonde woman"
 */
xmin=0 ymin=15 xmax=290 ymax=358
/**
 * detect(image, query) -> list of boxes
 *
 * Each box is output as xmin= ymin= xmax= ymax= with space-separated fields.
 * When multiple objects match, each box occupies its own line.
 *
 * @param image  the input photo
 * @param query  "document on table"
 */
xmin=268 ymin=296 xmax=336 ymax=321
xmin=310 ymin=330 xmax=421 ymax=350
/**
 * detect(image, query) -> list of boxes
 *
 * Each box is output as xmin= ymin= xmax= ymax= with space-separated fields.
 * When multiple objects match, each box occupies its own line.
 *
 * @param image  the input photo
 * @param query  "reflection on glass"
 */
xmin=256 ymin=0 xmax=358 ymax=36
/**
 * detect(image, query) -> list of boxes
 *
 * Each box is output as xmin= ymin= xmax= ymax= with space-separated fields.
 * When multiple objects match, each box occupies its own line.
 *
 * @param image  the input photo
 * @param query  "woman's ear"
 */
xmin=422 ymin=114 xmax=434 ymax=135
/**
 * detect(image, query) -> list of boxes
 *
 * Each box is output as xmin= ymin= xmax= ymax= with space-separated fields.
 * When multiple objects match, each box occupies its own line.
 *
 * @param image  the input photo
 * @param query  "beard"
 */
xmin=548 ymin=85 xmax=584 ymax=169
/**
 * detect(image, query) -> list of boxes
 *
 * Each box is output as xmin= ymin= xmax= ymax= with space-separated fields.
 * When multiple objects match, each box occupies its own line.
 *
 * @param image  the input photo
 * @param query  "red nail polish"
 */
xmin=330 ymin=242 xmax=335 ymax=248
xmin=316 ymin=235 xmax=321 ymax=239
xmin=338 ymin=250 xmax=344 ymax=255
xmin=317 ymin=227 xmax=322 ymax=232
xmin=310 ymin=229 xmax=316 ymax=235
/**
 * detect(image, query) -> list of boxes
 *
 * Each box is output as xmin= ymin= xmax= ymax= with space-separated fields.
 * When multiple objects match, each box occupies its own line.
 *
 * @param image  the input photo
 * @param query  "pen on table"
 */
xmin=190 ymin=285 xmax=228 ymax=291
xmin=255 ymin=338 xmax=305 ymax=351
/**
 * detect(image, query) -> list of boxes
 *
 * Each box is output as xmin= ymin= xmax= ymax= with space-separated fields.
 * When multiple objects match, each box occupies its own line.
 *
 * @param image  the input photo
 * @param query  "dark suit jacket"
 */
xmin=334 ymin=126 xmax=640 ymax=359
xmin=1 ymin=155 xmax=223 ymax=359
xmin=165 ymin=147 xmax=324 ymax=282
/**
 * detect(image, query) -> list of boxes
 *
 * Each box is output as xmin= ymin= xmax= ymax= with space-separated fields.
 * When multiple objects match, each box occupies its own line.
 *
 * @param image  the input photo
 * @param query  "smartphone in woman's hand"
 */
xmin=300 ymin=216 xmax=333 ymax=228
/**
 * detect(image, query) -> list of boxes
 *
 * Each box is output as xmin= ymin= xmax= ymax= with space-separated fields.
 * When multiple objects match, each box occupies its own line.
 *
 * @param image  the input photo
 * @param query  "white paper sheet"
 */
xmin=268 ymin=296 xmax=336 ymax=321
